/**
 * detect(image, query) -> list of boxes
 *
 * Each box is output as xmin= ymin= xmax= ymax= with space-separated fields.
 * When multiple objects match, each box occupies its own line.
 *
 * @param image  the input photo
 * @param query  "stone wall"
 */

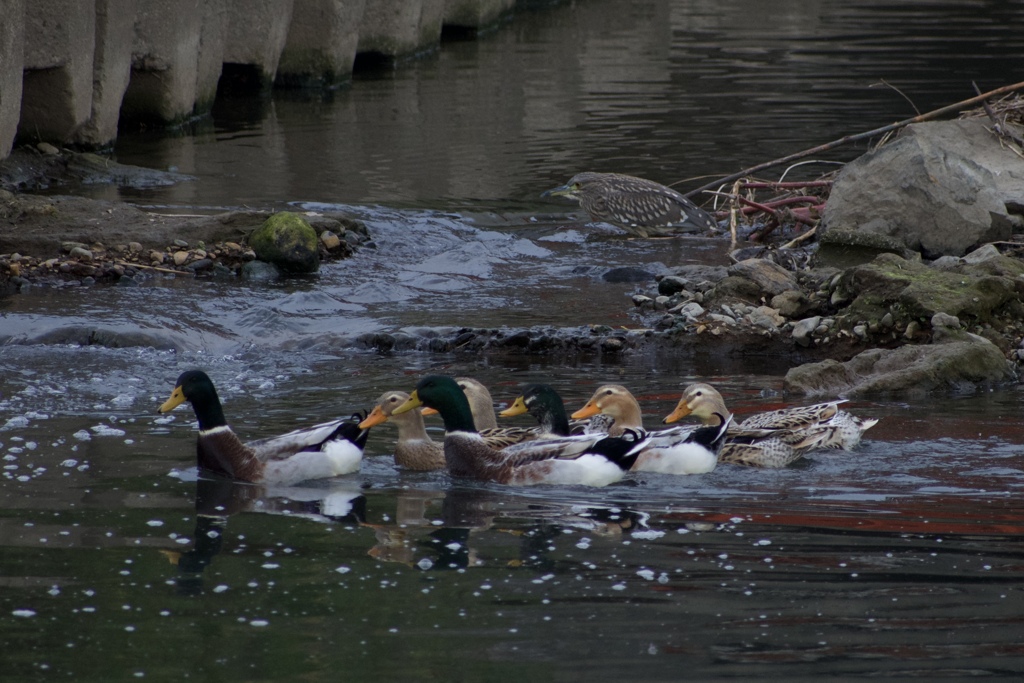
xmin=0 ymin=0 xmax=525 ymax=158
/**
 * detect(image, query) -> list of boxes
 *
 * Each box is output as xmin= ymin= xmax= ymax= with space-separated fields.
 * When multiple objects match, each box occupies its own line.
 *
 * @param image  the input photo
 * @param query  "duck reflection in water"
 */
xmin=364 ymin=486 xmax=647 ymax=573
xmin=161 ymin=476 xmax=366 ymax=595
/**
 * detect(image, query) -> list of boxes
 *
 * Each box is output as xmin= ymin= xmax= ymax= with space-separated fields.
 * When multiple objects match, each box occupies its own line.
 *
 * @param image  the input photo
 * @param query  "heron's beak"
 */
xmin=541 ymin=183 xmax=574 ymax=198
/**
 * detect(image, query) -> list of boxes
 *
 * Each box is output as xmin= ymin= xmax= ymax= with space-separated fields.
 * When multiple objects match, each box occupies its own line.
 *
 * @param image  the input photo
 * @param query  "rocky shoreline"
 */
xmin=3 ymin=115 xmax=1023 ymax=398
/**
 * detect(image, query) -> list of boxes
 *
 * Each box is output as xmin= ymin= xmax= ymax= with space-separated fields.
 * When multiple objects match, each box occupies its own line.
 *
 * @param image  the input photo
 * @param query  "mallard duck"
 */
xmin=359 ymin=391 xmax=445 ymax=471
xmin=423 ymin=377 xmax=497 ymax=428
xmin=392 ymin=375 xmax=648 ymax=486
xmin=571 ymin=384 xmax=732 ymax=474
xmin=425 ymin=377 xmax=546 ymax=448
xmin=498 ymin=383 xmax=578 ymax=437
xmin=158 ymin=370 xmax=367 ymax=486
xmin=663 ymin=383 xmax=877 ymax=468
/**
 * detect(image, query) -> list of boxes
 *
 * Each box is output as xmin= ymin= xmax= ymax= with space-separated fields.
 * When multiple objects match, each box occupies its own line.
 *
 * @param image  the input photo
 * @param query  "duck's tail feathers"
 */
xmin=329 ymin=411 xmax=370 ymax=451
xmin=692 ymin=413 xmax=733 ymax=453
xmin=591 ymin=428 xmax=649 ymax=471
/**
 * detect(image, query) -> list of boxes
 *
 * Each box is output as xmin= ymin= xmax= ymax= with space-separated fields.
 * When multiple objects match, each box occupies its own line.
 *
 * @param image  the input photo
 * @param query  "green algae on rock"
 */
xmin=248 ymin=212 xmax=321 ymax=274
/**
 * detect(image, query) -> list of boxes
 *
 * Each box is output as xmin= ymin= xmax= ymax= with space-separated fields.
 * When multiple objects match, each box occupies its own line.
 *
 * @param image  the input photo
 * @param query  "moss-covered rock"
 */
xmin=248 ymin=212 xmax=320 ymax=274
xmin=783 ymin=331 xmax=1016 ymax=397
xmin=835 ymin=253 xmax=1020 ymax=328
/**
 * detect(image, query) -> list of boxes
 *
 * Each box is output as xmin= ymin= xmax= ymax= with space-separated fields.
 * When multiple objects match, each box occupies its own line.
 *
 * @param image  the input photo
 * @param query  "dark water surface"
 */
xmin=4 ymin=0 xmax=1024 ymax=679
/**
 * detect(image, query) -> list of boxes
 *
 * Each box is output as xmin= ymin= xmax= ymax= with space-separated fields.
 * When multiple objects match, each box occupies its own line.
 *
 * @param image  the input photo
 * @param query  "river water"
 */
xmin=3 ymin=0 xmax=1024 ymax=679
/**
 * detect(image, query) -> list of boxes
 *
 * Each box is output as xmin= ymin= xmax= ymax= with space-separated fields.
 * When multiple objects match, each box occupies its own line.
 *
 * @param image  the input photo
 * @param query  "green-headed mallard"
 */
xmin=359 ymin=391 xmax=445 ymax=471
xmin=498 ymin=383 xmax=578 ymax=437
xmin=158 ymin=370 xmax=367 ymax=485
xmin=663 ymin=382 xmax=878 ymax=468
xmin=393 ymin=375 xmax=648 ymax=486
xmin=425 ymin=377 xmax=547 ymax=448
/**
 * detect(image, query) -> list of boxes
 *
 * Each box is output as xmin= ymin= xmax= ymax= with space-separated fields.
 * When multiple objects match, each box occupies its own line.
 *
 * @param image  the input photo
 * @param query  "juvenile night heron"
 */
xmin=542 ymin=172 xmax=718 ymax=237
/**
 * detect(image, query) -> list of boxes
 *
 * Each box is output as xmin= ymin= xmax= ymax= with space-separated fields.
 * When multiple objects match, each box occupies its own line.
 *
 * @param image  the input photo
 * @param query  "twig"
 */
xmin=728 ymin=179 xmax=741 ymax=249
xmin=116 ymin=259 xmax=189 ymax=275
xmin=684 ymin=80 xmax=1024 ymax=199
xmin=781 ymin=226 xmax=818 ymax=249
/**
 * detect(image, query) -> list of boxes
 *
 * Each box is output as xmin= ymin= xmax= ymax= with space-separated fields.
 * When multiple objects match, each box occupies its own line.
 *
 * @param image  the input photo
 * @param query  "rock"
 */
xmin=835 ymin=253 xmax=1021 ymax=327
xmin=770 ymin=289 xmax=810 ymax=318
xmin=677 ymin=302 xmax=705 ymax=320
xmin=240 ymin=260 xmax=281 ymax=281
xmin=784 ymin=334 xmax=1016 ymax=396
xmin=658 ymin=275 xmax=689 ymax=296
xmin=69 ymin=246 xmax=92 ymax=261
xmin=961 ymin=244 xmax=1002 ymax=264
xmin=37 ymin=142 xmax=60 ymax=155
xmin=727 ymin=259 xmax=798 ymax=296
xmin=173 ymin=250 xmax=190 ymax=266
xmin=173 ymin=239 xmax=189 ymax=248
xmin=320 ymin=230 xmax=341 ymax=250
xmin=128 ymin=241 xmax=143 ymax=253
xmin=904 ymin=320 xmax=921 ymax=340
xmin=930 ymin=255 xmax=961 ymax=271
xmin=708 ymin=313 xmax=736 ymax=325
xmin=248 ymin=212 xmax=320 ymax=274
xmin=792 ymin=316 xmax=821 ymax=347
xmin=746 ymin=306 xmax=785 ymax=330
xmin=149 ymin=250 xmax=165 ymax=264
xmin=815 ymin=228 xmax=916 ymax=269
xmin=631 ymin=294 xmax=653 ymax=307
xmin=821 ymin=119 xmax=1024 ymax=258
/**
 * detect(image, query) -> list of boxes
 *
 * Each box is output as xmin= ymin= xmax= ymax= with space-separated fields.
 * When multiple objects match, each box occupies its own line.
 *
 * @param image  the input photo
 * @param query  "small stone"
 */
xmin=654 ymin=295 xmax=671 ymax=310
xmin=37 ymin=142 xmax=60 ymax=155
xmin=149 ymin=251 xmax=166 ymax=264
xmin=62 ymin=241 xmax=88 ymax=253
xmin=961 ymin=244 xmax=1001 ymax=264
xmin=186 ymin=258 xmax=213 ymax=272
xmin=853 ymin=324 xmax=868 ymax=340
xmin=931 ymin=312 xmax=961 ymax=330
xmin=746 ymin=306 xmax=785 ymax=330
xmin=678 ymin=302 xmax=705 ymax=319
xmin=631 ymin=294 xmax=653 ymax=307
xmin=194 ymin=249 xmax=207 ymax=259
xmin=173 ymin=239 xmax=189 ymax=248
xmin=880 ymin=312 xmax=894 ymax=329
xmin=69 ymin=247 xmax=93 ymax=262
xmin=242 ymin=249 xmax=257 ymax=262
xmin=601 ymin=337 xmax=624 ymax=352
xmin=708 ymin=313 xmax=736 ymax=325
xmin=173 ymin=251 xmax=190 ymax=266
xmin=224 ymin=242 xmax=242 ymax=252
xmin=792 ymin=316 xmax=821 ymax=347
xmin=904 ymin=320 xmax=921 ymax=340
xmin=320 ymin=230 xmax=342 ymax=250
xmin=658 ymin=276 xmax=689 ymax=296
xmin=128 ymin=242 xmax=143 ymax=253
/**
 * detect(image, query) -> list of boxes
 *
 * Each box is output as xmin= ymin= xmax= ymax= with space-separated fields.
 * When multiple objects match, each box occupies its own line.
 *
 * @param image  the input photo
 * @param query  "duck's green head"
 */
xmin=394 ymin=375 xmax=476 ymax=433
xmin=159 ymin=370 xmax=226 ymax=430
xmin=500 ymin=383 xmax=570 ymax=436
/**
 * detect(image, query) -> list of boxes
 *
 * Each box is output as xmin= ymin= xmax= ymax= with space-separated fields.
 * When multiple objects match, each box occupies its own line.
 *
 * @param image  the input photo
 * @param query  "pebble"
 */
xmin=904 ymin=320 xmax=921 ymax=339
xmin=37 ymin=142 xmax=60 ymax=155
xmin=173 ymin=239 xmax=189 ymax=248
xmin=128 ymin=242 xmax=143 ymax=253
xmin=791 ymin=316 xmax=821 ymax=347
xmin=149 ymin=251 xmax=166 ymax=264
xmin=69 ymin=247 xmax=93 ymax=262
xmin=173 ymin=251 xmax=190 ymax=266
xmin=320 ymin=230 xmax=342 ymax=250
xmin=853 ymin=324 xmax=868 ymax=340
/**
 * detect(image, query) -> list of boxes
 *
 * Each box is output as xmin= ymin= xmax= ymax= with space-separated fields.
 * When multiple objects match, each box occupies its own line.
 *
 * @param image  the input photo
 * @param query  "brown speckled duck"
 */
xmin=359 ymin=391 xmax=445 ymax=471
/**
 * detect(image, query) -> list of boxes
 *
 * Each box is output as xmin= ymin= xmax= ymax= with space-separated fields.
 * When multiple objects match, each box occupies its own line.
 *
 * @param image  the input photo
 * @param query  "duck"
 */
xmin=666 ymin=383 xmax=878 ymax=450
xmin=392 ymin=375 xmax=648 ymax=487
xmin=663 ymin=382 xmax=878 ymax=468
xmin=358 ymin=391 xmax=445 ymax=471
xmin=425 ymin=377 xmax=544 ymax=448
xmin=571 ymin=384 xmax=732 ymax=474
xmin=498 ymin=383 xmax=595 ymax=437
xmin=158 ymin=370 xmax=368 ymax=486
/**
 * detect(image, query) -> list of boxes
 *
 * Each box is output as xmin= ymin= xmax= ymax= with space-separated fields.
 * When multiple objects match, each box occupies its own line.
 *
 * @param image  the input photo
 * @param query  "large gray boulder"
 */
xmin=821 ymin=119 xmax=1024 ymax=259
xmin=784 ymin=315 xmax=1017 ymax=397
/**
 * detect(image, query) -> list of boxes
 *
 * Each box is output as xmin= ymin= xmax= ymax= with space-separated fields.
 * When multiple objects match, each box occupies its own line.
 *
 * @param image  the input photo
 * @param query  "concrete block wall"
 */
xmin=0 ymin=0 xmax=25 ymax=158
xmin=277 ymin=0 xmax=367 ymax=88
xmin=73 ymin=0 xmax=137 ymax=147
xmin=1 ymin=0 xmax=527 ymax=160
xmin=223 ymin=0 xmax=294 ymax=88
xmin=18 ymin=0 xmax=96 ymax=143
xmin=444 ymin=0 xmax=515 ymax=30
